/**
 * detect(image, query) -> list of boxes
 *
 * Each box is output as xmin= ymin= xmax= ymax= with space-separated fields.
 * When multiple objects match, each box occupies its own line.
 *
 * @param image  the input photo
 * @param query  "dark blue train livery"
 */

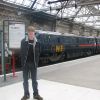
xmin=36 ymin=30 xmax=100 ymax=63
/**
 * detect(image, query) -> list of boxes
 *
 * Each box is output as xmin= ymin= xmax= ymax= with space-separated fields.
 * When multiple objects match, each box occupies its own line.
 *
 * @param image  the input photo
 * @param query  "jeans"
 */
xmin=23 ymin=62 xmax=38 ymax=96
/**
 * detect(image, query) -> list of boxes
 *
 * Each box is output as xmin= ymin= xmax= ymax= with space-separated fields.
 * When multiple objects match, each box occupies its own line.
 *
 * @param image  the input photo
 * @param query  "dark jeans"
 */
xmin=23 ymin=62 xmax=38 ymax=96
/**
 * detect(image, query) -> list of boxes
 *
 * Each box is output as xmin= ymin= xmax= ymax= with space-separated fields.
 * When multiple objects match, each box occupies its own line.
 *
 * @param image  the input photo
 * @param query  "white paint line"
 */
xmin=0 ymin=71 xmax=22 ymax=78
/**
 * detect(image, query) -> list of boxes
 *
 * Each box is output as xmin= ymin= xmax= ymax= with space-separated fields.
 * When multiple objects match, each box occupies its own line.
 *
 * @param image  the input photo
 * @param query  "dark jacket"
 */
xmin=21 ymin=37 xmax=40 ymax=68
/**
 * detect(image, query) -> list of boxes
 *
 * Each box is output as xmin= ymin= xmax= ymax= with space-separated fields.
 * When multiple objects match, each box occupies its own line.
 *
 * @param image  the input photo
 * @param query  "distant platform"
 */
xmin=0 ymin=79 xmax=100 ymax=100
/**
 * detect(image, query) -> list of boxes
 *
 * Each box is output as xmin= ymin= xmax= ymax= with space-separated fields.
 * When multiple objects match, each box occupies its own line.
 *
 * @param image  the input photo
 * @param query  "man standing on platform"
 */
xmin=21 ymin=26 xmax=43 ymax=100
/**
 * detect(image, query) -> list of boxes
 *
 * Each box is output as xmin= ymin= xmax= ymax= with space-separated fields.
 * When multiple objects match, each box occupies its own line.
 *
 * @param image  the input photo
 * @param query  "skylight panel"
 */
xmin=3 ymin=0 xmax=34 ymax=7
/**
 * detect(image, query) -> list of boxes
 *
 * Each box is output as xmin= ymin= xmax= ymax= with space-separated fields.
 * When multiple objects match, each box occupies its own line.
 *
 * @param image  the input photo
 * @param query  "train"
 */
xmin=0 ymin=30 xmax=100 ymax=74
xmin=36 ymin=30 xmax=100 ymax=63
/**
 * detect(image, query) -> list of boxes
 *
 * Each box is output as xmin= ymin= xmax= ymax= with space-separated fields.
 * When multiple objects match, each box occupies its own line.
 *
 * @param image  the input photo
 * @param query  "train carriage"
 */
xmin=95 ymin=37 xmax=100 ymax=53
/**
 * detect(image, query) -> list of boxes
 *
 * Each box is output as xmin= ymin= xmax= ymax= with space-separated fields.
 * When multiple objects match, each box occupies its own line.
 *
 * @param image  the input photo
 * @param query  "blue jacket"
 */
xmin=20 ymin=37 xmax=41 ymax=68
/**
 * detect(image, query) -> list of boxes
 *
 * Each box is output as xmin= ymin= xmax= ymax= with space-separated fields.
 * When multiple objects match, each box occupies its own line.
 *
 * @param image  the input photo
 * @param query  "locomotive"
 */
xmin=36 ymin=30 xmax=100 ymax=63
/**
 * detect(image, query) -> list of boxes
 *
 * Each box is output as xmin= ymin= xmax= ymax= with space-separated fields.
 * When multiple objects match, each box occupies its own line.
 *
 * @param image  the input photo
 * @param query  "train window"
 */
xmin=79 ymin=37 xmax=88 ymax=44
xmin=89 ymin=38 xmax=95 ymax=44
xmin=45 ymin=35 xmax=50 ymax=43
xmin=63 ymin=37 xmax=71 ymax=43
xmin=38 ymin=34 xmax=43 ymax=43
xmin=39 ymin=34 xmax=49 ymax=43
xmin=64 ymin=37 xmax=69 ymax=43
xmin=46 ymin=35 xmax=50 ymax=43
xmin=49 ymin=35 xmax=58 ymax=44
xmin=60 ymin=36 xmax=64 ymax=43
xmin=99 ymin=39 xmax=100 ymax=43
xmin=39 ymin=34 xmax=57 ymax=44
xmin=36 ymin=33 xmax=42 ymax=40
xmin=60 ymin=36 xmax=77 ymax=44
xmin=97 ymin=39 xmax=99 ymax=43
xmin=0 ymin=33 xmax=1 ymax=51
xmin=79 ymin=38 xmax=83 ymax=44
xmin=58 ymin=37 xmax=60 ymax=43
xmin=93 ymin=39 xmax=95 ymax=43
xmin=97 ymin=39 xmax=100 ymax=43
xmin=71 ymin=37 xmax=77 ymax=44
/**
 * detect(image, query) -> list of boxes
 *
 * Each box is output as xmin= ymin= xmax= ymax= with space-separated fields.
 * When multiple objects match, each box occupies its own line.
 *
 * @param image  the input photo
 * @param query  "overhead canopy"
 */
xmin=3 ymin=0 xmax=100 ymax=30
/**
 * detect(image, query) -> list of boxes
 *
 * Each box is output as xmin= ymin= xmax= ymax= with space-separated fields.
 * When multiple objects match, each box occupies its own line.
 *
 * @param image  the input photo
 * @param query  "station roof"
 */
xmin=2 ymin=0 xmax=100 ymax=30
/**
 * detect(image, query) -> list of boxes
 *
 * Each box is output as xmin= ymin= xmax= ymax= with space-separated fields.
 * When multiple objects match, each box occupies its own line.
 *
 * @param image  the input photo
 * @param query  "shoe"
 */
xmin=34 ymin=94 xmax=43 ymax=100
xmin=21 ymin=95 xmax=30 ymax=100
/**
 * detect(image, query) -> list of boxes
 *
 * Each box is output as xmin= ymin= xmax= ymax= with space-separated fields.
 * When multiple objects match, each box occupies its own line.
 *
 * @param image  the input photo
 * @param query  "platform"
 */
xmin=0 ymin=79 xmax=100 ymax=100
xmin=0 ymin=55 xmax=100 ymax=100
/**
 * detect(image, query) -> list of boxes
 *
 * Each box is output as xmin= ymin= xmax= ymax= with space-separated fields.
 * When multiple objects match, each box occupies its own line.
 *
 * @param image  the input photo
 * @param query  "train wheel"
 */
xmin=49 ymin=53 xmax=65 ymax=62
xmin=86 ymin=50 xmax=92 ymax=56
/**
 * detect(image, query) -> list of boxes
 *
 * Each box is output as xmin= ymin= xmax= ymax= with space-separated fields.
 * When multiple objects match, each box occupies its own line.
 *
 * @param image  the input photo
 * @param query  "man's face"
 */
xmin=28 ymin=31 xmax=35 ymax=40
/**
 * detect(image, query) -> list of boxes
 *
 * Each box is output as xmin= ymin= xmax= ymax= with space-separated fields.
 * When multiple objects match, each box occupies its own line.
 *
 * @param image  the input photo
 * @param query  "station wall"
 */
xmin=0 ymin=6 xmax=100 ymax=37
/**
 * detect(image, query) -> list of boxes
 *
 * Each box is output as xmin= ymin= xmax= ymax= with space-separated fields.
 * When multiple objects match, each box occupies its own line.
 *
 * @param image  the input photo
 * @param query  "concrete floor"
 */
xmin=38 ymin=55 xmax=100 ymax=90
xmin=0 ymin=79 xmax=100 ymax=100
xmin=0 ymin=55 xmax=100 ymax=90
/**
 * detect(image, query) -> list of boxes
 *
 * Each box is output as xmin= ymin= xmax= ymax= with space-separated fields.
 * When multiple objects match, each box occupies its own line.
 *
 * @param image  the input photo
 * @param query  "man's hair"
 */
xmin=27 ymin=26 xmax=35 ymax=32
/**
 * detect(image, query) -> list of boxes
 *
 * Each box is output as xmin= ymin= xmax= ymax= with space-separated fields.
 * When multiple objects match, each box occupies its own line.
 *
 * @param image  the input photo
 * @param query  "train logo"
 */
xmin=55 ymin=45 xmax=64 ymax=52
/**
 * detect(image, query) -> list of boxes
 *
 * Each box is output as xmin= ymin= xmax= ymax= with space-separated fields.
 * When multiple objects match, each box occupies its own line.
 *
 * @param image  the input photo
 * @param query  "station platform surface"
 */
xmin=0 ymin=55 xmax=100 ymax=100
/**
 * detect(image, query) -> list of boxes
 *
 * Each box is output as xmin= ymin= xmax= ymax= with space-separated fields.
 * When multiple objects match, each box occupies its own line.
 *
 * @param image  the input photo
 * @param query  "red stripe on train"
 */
xmin=96 ymin=44 xmax=100 ymax=46
xmin=79 ymin=44 xmax=96 ymax=47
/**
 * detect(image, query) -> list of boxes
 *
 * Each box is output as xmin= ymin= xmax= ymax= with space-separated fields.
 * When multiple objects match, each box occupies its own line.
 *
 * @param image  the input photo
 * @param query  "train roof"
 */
xmin=35 ymin=30 xmax=62 ymax=35
xmin=95 ymin=37 xmax=100 ymax=39
xmin=35 ymin=30 xmax=96 ymax=39
xmin=80 ymin=36 xmax=95 ymax=38
xmin=36 ymin=30 xmax=79 ymax=37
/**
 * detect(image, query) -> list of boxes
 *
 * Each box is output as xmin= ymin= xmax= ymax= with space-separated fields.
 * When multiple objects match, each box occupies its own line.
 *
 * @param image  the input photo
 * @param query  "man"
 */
xmin=21 ymin=26 xmax=43 ymax=100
